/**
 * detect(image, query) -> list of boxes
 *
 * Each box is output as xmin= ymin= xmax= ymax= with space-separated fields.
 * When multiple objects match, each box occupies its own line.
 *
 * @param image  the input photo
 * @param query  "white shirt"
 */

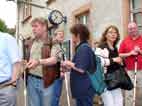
xmin=0 ymin=32 xmax=21 ymax=83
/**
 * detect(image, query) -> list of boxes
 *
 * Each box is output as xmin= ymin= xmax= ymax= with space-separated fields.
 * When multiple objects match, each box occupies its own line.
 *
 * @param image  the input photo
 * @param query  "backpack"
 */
xmin=87 ymin=55 xmax=107 ymax=95
xmin=76 ymin=43 xmax=107 ymax=95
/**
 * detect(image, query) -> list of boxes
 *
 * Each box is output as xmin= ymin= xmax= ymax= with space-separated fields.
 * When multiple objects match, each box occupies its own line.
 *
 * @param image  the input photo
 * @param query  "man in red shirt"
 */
xmin=119 ymin=22 xmax=142 ymax=106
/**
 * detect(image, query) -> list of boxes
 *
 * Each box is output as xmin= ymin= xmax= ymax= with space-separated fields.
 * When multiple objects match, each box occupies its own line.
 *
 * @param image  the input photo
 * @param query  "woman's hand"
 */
xmin=112 ymin=57 xmax=122 ymax=64
xmin=61 ymin=60 xmax=75 ymax=70
xmin=61 ymin=60 xmax=85 ymax=74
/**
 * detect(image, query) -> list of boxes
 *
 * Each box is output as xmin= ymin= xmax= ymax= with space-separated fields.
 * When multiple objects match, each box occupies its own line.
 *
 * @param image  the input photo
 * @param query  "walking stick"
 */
xmin=23 ymin=69 xmax=27 ymax=106
xmin=20 ymin=60 xmax=28 ymax=106
xmin=133 ymin=56 xmax=138 ymax=106
xmin=64 ymin=72 xmax=71 ymax=106
xmin=16 ymin=60 xmax=28 ymax=106
xmin=59 ymin=48 xmax=71 ymax=106
xmin=63 ymin=55 xmax=71 ymax=106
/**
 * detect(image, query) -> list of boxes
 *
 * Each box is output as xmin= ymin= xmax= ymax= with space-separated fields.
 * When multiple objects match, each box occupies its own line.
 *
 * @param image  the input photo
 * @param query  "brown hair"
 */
xmin=100 ymin=25 xmax=120 ymax=46
xmin=31 ymin=17 xmax=48 ymax=31
xmin=70 ymin=24 xmax=90 ymax=42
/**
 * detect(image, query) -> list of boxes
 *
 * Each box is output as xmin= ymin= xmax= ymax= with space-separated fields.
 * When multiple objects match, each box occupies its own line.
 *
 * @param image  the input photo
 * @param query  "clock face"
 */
xmin=49 ymin=10 xmax=64 ymax=25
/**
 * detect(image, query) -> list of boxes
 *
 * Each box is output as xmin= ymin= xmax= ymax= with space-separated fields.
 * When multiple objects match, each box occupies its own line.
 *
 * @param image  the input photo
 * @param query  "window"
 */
xmin=72 ymin=3 xmax=91 ymax=27
xmin=46 ymin=0 xmax=56 ymax=5
xmin=130 ymin=0 xmax=142 ymax=33
xmin=75 ymin=12 xmax=89 ymax=26
xmin=23 ymin=0 xmax=32 ymax=21
xmin=71 ymin=3 xmax=91 ymax=53
xmin=132 ymin=0 xmax=141 ymax=9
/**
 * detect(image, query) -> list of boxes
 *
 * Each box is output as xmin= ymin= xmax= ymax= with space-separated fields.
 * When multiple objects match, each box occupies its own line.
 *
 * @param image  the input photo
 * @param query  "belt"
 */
xmin=0 ymin=80 xmax=16 ymax=89
xmin=0 ymin=79 xmax=10 ymax=85
xmin=28 ymin=73 xmax=42 ymax=79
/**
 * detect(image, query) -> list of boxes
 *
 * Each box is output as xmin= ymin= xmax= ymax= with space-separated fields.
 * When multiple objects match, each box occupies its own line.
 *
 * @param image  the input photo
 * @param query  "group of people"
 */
xmin=0 ymin=16 xmax=142 ymax=106
xmin=60 ymin=21 xmax=142 ymax=106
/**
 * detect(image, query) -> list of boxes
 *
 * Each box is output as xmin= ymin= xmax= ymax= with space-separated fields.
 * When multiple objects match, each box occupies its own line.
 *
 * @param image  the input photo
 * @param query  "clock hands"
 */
xmin=48 ymin=10 xmax=65 ymax=25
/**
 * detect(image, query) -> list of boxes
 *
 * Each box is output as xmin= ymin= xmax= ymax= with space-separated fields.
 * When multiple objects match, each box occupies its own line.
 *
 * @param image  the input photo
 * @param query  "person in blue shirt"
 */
xmin=61 ymin=24 xmax=95 ymax=106
xmin=0 ymin=32 xmax=22 ymax=106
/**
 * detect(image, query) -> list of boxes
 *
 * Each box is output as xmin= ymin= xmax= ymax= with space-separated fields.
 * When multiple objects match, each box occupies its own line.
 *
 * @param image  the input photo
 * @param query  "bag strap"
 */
xmin=76 ymin=43 xmax=96 ymax=74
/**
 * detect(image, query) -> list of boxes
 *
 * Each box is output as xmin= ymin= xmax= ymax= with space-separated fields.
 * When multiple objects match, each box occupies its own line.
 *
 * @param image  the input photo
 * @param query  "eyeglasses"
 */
xmin=107 ymin=31 xmax=117 ymax=34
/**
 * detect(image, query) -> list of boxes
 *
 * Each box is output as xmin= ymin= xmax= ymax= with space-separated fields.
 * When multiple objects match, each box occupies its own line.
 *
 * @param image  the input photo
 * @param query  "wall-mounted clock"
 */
xmin=48 ymin=10 xmax=64 ymax=25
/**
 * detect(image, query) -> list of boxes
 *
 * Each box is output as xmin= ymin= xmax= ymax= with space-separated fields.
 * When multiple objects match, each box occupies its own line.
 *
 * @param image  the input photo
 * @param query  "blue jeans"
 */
xmin=27 ymin=75 xmax=54 ymax=106
xmin=51 ymin=78 xmax=63 ymax=106
xmin=0 ymin=86 xmax=17 ymax=106
xmin=75 ymin=96 xmax=94 ymax=106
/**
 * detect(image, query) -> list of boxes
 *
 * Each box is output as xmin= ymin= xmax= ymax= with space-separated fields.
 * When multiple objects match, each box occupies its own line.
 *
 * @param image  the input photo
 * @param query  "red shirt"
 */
xmin=119 ymin=35 xmax=142 ymax=70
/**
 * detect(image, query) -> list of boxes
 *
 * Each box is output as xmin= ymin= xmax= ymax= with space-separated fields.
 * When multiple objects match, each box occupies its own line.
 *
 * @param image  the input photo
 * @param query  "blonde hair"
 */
xmin=54 ymin=28 xmax=64 ymax=36
xmin=31 ymin=17 xmax=48 ymax=31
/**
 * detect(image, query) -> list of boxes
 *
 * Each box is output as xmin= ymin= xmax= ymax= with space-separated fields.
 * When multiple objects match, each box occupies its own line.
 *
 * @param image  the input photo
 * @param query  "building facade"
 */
xmin=18 ymin=0 xmax=142 ymax=40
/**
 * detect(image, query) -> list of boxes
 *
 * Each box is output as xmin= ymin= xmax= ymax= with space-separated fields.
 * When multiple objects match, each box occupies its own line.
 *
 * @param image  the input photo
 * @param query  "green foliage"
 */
xmin=0 ymin=19 xmax=8 ymax=32
xmin=7 ymin=28 xmax=16 ymax=36
xmin=0 ymin=18 xmax=16 ymax=36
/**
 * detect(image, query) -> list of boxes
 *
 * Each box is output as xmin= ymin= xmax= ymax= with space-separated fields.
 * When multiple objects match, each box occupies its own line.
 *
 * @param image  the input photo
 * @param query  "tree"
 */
xmin=0 ymin=18 xmax=16 ymax=36
xmin=0 ymin=19 xmax=8 ymax=32
xmin=7 ymin=28 xmax=16 ymax=35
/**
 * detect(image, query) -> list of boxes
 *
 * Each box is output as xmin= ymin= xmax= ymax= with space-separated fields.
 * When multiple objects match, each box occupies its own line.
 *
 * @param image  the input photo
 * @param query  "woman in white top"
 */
xmin=95 ymin=25 xmax=123 ymax=106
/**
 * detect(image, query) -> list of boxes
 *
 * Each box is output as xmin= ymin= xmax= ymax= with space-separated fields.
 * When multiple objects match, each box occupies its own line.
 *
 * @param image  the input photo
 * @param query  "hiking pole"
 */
xmin=133 ymin=56 xmax=138 ymax=106
xmin=59 ymin=48 xmax=71 ymax=106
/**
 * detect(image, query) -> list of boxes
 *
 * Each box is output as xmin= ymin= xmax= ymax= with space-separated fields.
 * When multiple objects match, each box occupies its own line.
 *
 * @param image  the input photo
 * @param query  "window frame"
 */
xmin=71 ymin=3 xmax=92 ymax=28
xmin=130 ymin=0 xmax=142 ymax=33
xmin=75 ymin=11 xmax=90 ymax=26
xmin=22 ymin=0 xmax=32 ymax=23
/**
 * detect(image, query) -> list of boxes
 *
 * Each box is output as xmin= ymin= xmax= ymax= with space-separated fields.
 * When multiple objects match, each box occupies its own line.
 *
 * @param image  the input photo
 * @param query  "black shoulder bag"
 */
xmin=105 ymin=65 xmax=134 ymax=90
